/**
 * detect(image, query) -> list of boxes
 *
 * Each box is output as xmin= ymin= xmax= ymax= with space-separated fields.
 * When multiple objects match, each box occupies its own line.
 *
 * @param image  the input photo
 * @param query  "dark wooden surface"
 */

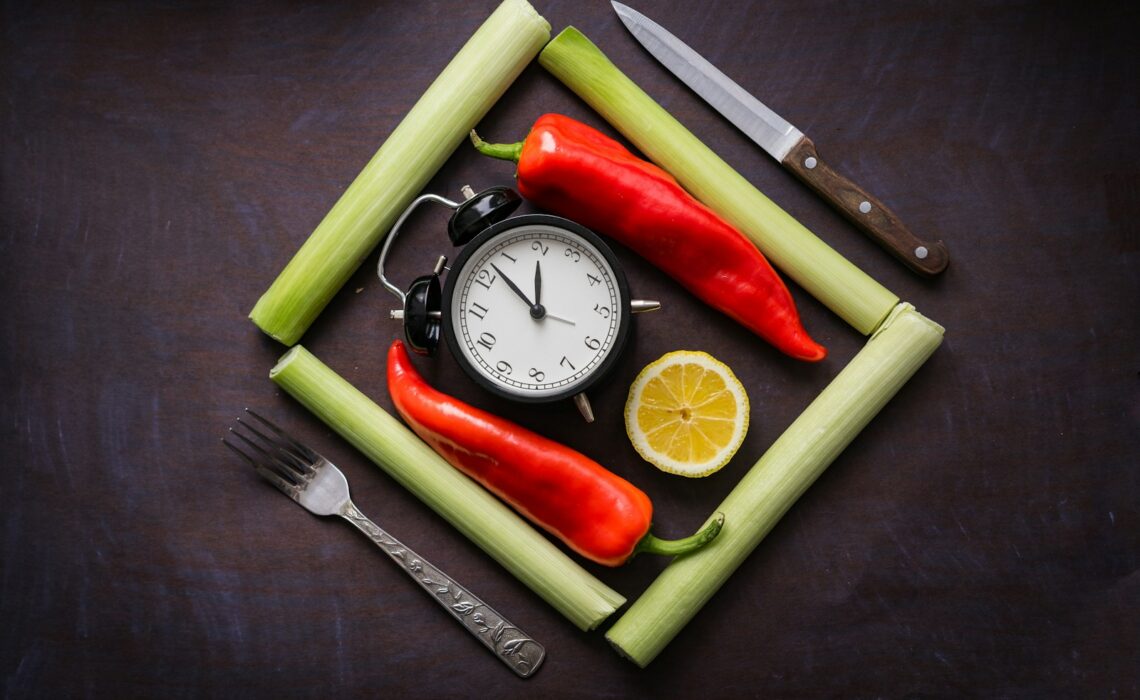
xmin=3 ymin=1 xmax=1137 ymax=697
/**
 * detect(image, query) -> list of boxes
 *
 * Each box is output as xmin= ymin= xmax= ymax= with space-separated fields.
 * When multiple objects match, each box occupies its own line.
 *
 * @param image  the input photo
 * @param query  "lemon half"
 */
xmin=624 ymin=350 xmax=749 ymax=477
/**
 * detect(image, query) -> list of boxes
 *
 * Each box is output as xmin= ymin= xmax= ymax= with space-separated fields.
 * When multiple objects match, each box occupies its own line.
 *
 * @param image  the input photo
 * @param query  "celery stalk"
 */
xmin=539 ymin=28 xmax=898 ymax=335
xmin=250 ymin=0 xmax=551 ymax=345
xmin=605 ymin=303 xmax=944 ymax=665
xmin=270 ymin=346 xmax=625 ymax=630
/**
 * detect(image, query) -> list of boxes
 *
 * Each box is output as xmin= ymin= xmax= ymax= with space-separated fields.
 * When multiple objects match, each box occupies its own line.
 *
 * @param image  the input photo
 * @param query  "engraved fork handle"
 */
xmin=339 ymin=501 xmax=545 ymax=678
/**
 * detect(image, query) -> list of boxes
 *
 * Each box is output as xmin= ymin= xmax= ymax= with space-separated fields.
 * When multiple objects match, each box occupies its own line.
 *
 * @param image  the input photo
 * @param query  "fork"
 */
xmin=223 ymin=409 xmax=545 ymax=678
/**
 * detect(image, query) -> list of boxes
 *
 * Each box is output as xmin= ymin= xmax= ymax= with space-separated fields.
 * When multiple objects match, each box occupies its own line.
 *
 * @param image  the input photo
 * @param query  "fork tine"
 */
xmin=226 ymin=425 xmax=305 ymax=485
xmin=226 ymin=430 xmax=303 ymax=497
xmin=223 ymin=430 xmax=292 ymax=483
xmin=236 ymin=419 xmax=314 ymax=478
xmin=225 ymin=422 xmax=303 ymax=496
xmin=253 ymin=465 xmax=300 ymax=498
xmin=221 ymin=435 xmax=256 ymax=465
xmin=244 ymin=409 xmax=320 ymax=463
xmin=238 ymin=413 xmax=317 ymax=475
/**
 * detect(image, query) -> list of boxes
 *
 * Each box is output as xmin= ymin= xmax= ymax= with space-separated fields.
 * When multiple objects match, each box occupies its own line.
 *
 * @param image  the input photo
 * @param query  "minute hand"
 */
xmin=490 ymin=263 xmax=536 ymax=308
xmin=490 ymin=262 xmax=548 ymax=320
xmin=611 ymin=1 xmax=948 ymax=277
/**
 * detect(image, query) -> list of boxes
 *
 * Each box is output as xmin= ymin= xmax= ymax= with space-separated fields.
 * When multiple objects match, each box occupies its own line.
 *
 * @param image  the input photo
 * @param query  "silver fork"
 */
xmin=223 ymin=409 xmax=545 ymax=678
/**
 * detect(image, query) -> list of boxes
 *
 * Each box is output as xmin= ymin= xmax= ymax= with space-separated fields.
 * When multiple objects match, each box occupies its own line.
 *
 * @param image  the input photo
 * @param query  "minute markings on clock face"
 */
xmin=452 ymin=225 xmax=622 ymax=398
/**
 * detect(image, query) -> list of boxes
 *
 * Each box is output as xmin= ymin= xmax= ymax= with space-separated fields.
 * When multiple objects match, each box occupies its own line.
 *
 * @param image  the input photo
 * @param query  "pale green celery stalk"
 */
xmin=250 ymin=0 xmax=551 ymax=345
xmin=270 ymin=346 xmax=625 ymax=630
xmin=605 ymin=303 xmax=944 ymax=666
xmin=539 ymin=28 xmax=898 ymax=335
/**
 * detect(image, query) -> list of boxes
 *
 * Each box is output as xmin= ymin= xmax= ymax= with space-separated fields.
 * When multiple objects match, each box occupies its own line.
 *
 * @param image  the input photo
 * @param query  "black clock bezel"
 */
xmin=441 ymin=213 xmax=633 ymax=404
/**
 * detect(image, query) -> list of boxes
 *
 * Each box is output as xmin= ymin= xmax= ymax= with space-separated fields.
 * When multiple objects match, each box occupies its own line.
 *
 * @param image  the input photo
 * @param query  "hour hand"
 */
xmin=534 ymin=260 xmax=542 ymax=306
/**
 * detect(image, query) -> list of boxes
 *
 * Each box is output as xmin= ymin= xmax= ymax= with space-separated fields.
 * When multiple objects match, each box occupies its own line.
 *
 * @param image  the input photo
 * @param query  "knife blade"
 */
xmin=611 ymin=1 xmax=948 ymax=276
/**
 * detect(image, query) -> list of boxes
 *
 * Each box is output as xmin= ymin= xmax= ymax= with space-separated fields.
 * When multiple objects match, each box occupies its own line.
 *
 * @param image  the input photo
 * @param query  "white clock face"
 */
xmin=446 ymin=222 xmax=627 ymax=400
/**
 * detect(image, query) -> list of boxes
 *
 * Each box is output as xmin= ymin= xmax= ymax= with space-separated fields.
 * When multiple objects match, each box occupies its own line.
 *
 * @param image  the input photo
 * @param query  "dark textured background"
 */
xmin=3 ymin=0 xmax=1137 ymax=697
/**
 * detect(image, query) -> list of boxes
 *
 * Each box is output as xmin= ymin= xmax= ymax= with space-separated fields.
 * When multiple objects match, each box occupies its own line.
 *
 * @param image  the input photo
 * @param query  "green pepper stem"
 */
xmin=470 ymin=129 xmax=523 ymax=163
xmin=634 ymin=512 xmax=725 ymax=559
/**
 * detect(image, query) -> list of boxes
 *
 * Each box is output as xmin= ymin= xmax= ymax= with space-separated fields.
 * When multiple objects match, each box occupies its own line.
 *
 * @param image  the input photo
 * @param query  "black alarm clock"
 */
xmin=378 ymin=186 xmax=659 ymax=422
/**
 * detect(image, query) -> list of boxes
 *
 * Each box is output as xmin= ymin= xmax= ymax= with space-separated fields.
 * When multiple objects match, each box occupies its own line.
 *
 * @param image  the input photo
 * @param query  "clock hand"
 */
xmin=491 ymin=262 xmax=547 ymax=320
xmin=530 ymin=260 xmax=578 ymax=324
xmin=490 ymin=263 xmax=536 ymax=306
xmin=534 ymin=260 xmax=542 ymax=307
xmin=544 ymin=311 xmax=576 ymax=325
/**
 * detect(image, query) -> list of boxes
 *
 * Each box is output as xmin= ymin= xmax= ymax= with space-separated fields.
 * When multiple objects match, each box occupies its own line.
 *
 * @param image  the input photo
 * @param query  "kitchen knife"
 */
xmin=612 ymin=1 xmax=948 ymax=277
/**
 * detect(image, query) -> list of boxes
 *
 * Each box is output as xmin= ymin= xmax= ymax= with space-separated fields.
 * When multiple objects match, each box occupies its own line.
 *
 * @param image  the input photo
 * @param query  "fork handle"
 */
xmin=339 ymin=502 xmax=545 ymax=678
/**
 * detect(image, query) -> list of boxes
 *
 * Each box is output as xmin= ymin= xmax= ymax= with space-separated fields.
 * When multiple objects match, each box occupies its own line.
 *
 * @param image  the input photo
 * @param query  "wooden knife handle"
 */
xmin=783 ymin=136 xmax=948 ymax=276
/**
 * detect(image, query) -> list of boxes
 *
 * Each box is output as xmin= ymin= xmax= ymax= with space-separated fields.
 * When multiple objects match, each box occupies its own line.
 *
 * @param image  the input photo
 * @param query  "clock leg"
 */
xmin=573 ymin=393 xmax=596 ymax=423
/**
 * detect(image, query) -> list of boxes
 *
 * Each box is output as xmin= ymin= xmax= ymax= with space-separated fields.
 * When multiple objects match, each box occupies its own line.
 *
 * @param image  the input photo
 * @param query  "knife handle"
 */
xmin=783 ymin=137 xmax=948 ymax=276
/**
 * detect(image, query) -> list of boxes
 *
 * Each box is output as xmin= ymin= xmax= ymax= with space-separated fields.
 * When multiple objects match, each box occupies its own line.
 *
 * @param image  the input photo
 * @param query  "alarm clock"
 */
xmin=378 ymin=186 xmax=659 ymax=422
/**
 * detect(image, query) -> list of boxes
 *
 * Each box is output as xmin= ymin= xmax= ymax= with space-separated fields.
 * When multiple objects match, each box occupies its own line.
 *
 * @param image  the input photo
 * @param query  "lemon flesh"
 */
xmin=624 ymin=351 xmax=749 ymax=477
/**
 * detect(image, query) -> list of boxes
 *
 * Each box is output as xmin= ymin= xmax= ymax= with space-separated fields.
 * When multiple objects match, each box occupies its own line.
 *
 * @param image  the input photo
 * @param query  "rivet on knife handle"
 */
xmin=783 ymin=137 xmax=948 ymax=276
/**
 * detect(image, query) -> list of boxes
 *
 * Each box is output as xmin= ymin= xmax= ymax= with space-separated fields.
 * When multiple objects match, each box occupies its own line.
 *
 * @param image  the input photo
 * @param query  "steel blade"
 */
xmin=612 ymin=1 xmax=803 ymax=162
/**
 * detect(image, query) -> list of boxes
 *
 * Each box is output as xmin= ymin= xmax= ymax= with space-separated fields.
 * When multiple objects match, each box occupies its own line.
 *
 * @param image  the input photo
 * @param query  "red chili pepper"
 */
xmin=386 ymin=340 xmax=723 ymax=567
xmin=471 ymin=113 xmax=826 ymax=362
